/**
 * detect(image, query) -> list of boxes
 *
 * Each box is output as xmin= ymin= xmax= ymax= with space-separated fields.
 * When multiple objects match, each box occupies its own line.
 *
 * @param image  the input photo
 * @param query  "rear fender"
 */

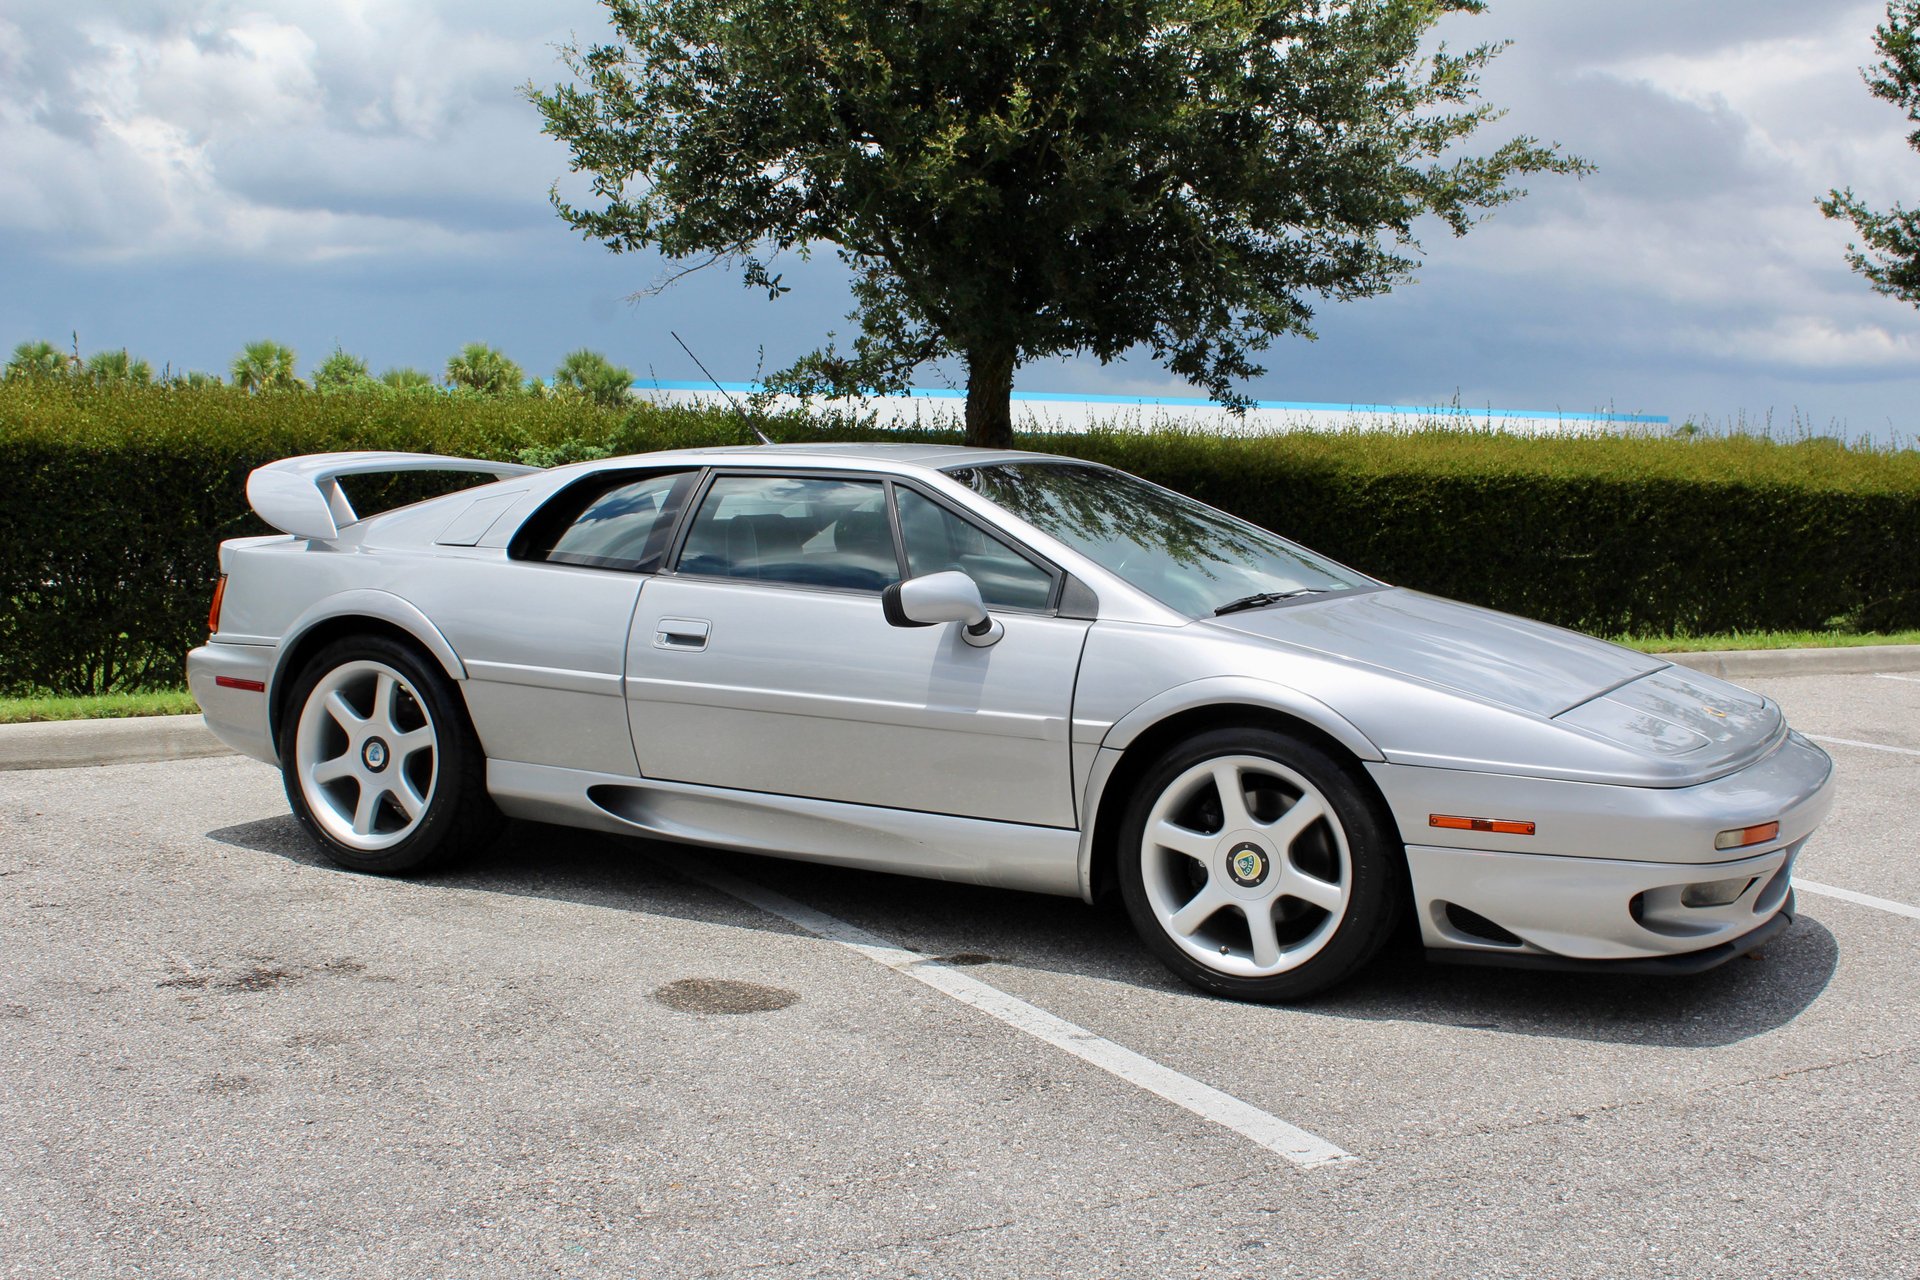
xmin=272 ymin=590 xmax=467 ymax=690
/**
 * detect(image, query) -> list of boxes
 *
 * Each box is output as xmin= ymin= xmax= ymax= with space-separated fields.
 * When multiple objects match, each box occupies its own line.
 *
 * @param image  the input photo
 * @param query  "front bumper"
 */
xmin=1370 ymin=731 xmax=1834 ymax=965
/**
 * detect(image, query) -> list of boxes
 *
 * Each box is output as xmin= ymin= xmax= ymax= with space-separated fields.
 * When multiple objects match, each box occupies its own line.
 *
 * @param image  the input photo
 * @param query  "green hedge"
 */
xmin=3 ymin=381 xmax=1917 ymax=694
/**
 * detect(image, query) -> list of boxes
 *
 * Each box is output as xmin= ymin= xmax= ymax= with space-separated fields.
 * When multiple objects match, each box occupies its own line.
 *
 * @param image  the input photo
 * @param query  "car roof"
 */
xmin=579 ymin=442 xmax=1070 ymax=473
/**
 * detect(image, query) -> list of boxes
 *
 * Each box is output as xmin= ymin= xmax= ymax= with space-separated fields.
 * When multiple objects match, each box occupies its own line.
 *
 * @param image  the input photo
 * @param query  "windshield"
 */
xmin=948 ymin=462 xmax=1372 ymax=618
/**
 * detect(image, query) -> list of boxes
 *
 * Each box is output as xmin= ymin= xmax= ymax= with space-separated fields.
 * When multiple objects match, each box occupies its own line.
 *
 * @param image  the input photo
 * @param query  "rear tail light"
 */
xmin=208 ymin=575 xmax=228 ymax=634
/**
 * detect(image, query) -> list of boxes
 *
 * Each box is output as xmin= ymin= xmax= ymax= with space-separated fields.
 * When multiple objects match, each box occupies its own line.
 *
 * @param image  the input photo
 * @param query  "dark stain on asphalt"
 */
xmin=223 ymin=965 xmax=297 ymax=992
xmin=652 ymin=978 xmax=800 ymax=1015
xmin=156 ymin=973 xmax=211 ymax=990
xmin=158 ymin=956 xmax=373 ymax=995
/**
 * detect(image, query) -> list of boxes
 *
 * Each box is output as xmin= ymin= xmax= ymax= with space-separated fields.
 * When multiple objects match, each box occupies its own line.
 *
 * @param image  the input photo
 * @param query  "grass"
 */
xmin=0 ymin=689 xmax=200 ymax=724
xmin=1618 ymin=629 xmax=1920 ymax=653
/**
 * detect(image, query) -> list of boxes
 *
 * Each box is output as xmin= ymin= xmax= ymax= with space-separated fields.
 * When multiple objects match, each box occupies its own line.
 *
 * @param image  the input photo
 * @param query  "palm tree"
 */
xmin=84 ymin=349 xmax=153 ymax=386
xmin=444 ymin=343 xmax=523 ymax=395
xmin=5 ymin=339 xmax=70 ymax=380
xmin=553 ymin=348 xmax=635 ymax=407
xmin=379 ymin=367 xmax=434 ymax=391
xmin=313 ymin=347 xmax=373 ymax=391
xmin=231 ymin=340 xmax=302 ymax=391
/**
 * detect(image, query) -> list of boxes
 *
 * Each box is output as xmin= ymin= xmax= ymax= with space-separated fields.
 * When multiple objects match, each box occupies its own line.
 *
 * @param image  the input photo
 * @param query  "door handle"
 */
xmin=654 ymin=617 xmax=711 ymax=651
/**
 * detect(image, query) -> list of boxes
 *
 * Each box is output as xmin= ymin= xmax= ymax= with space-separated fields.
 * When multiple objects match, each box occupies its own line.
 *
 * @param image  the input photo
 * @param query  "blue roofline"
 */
xmin=638 ymin=380 xmax=1668 ymax=426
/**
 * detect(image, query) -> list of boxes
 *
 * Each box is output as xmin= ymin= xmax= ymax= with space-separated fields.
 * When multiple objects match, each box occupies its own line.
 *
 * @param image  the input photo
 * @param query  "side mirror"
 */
xmin=881 ymin=571 xmax=1004 ymax=647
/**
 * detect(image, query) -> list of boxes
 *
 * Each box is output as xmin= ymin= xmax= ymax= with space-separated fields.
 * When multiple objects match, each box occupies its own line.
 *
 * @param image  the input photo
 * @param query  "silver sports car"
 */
xmin=189 ymin=444 xmax=1835 ymax=1000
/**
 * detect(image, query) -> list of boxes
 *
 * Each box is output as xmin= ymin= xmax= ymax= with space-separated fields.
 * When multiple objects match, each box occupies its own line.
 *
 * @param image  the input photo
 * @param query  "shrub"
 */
xmin=2 ymin=380 xmax=1917 ymax=693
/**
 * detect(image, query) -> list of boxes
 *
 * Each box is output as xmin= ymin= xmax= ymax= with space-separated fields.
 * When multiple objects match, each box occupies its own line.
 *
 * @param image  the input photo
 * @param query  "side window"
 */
xmin=895 ymin=487 xmax=1055 ymax=611
xmin=675 ymin=474 xmax=900 ymax=592
xmin=514 ymin=470 xmax=695 ymax=572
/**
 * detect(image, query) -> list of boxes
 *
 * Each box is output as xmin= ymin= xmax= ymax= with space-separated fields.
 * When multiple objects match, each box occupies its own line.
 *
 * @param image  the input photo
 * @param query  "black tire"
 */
xmin=1116 ymin=726 xmax=1403 ymax=1001
xmin=278 ymin=634 xmax=499 ymax=874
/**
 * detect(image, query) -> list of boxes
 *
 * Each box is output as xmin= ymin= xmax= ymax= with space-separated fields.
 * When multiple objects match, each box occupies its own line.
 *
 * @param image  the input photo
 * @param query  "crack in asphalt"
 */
xmin=1390 ymin=1042 xmax=1918 ymax=1153
xmin=702 ymin=1169 xmax=1271 ymax=1278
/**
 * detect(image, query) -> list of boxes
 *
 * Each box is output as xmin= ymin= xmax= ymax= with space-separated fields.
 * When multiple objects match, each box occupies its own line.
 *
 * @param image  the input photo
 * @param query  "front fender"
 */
xmin=1099 ymin=675 xmax=1383 ymax=762
xmin=1074 ymin=676 xmax=1385 ymax=902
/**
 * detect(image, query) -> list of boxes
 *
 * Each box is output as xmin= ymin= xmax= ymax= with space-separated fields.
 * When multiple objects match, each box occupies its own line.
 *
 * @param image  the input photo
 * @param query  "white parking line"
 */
xmin=1797 ymin=880 xmax=1920 ymax=922
xmin=1807 ymin=734 xmax=1920 ymax=758
xmin=1873 ymin=673 xmax=1920 ymax=685
xmin=662 ymin=855 xmax=1353 ymax=1169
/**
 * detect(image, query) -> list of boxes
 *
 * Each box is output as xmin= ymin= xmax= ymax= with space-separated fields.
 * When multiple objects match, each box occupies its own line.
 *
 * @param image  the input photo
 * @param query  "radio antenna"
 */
xmin=671 ymin=330 xmax=772 ymax=446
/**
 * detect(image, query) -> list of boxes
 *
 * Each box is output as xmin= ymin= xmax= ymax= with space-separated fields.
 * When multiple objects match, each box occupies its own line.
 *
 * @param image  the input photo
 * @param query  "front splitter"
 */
xmin=1426 ymin=892 xmax=1796 ymax=977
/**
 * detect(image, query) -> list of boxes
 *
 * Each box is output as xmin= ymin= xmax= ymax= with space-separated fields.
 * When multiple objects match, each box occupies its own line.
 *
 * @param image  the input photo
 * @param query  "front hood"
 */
xmin=1204 ymin=588 xmax=1663 ymax=717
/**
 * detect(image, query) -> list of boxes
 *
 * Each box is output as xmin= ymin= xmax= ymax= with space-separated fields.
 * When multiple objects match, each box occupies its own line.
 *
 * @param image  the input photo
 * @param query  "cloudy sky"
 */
xmin=4 ymin=0 xmax=1919 ymax=438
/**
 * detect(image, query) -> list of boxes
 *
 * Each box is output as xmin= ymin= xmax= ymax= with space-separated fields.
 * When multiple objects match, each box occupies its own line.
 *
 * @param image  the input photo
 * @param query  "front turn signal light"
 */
xmin=1430 ymin=814 xmax=1536 ymax=836
xmin=1714 ymin=821 xmax=1780 ymax=851
xmin=208 ymin=575 xmax=228 ymax=634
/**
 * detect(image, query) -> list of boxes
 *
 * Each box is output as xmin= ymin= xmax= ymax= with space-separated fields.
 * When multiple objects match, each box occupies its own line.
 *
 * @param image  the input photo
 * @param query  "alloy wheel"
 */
xmin=293 ymin=659 xmax=439 ymax=852
xmin=1138 ymin=754 xmax=1353 ymax=978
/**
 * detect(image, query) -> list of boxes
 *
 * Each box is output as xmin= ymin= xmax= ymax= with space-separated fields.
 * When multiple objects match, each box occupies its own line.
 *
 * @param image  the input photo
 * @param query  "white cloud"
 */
xmin=0 ymin=0 xmax=596 ymax=261
xmin=1685 ymin=316 xmax=1920 ymax=371
xmin=1399 ymin=2 xmax=1920 ymax=389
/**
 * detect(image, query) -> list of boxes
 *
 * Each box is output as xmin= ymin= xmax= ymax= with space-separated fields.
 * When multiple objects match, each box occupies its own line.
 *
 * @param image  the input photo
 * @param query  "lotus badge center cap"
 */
xmin=362 ymin=738 xmax=389 ymax=772
xmin=1227 ymin=842 xmax=1270 ymax=888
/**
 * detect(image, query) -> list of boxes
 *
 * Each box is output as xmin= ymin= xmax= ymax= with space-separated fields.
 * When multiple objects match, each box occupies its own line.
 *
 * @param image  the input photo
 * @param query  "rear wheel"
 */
xmin=279 ymin=636 xmax=497 ymax=874
xmin=1117 ymin=727 xmax=1402 ymax=1001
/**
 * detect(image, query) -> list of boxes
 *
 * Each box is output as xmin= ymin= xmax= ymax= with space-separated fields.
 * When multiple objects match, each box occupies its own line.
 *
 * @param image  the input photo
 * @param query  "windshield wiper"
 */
xmin=1213 ymin=588 xmax=1326 ymax=616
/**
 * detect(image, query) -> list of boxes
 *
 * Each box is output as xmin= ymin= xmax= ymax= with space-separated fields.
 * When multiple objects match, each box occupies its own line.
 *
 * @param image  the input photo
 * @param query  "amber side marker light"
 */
xmin=1430 ymin=814 xmax=1536 ymax=836
xmin=207 ymin=575 xmax=228 ymax=633
xmin=1714 ymin=821 xmax=1780 ymax=851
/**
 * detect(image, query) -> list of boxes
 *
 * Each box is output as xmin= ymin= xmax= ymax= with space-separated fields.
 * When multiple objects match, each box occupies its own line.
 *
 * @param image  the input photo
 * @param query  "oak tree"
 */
xmin=1822 ymin=1 xmax=1920 ymax=306
xmin=532 ymin=0 xmax=1585 ymax=447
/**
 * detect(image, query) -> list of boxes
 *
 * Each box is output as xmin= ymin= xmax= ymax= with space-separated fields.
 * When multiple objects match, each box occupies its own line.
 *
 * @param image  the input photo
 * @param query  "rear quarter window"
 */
xmin=511 ymin=470 xmax=698 ymax=572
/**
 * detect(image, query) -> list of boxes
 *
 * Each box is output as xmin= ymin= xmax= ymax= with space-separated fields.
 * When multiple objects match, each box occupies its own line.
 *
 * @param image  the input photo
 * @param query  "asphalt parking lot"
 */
xmin=2 ymin=669 xmax=1917 ymax=1279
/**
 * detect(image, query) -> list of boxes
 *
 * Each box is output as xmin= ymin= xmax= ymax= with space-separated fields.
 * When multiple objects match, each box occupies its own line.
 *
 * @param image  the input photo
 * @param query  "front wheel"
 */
xmin=279 ymin=636 xmax=498 ymax=874
xmin=1117 ymin=728 xmax=1403 ymax=1001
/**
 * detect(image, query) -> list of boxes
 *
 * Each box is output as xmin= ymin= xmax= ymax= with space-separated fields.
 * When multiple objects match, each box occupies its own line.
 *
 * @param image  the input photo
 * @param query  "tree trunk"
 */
xmin=963 ymin=347 xmax=1016 ymax=450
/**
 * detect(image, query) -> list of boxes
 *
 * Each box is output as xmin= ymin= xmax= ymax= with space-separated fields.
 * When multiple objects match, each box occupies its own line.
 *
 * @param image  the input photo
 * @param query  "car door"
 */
xmin=624 ymin=470 xmax=1091 ymax=828
xmin=412 ymin=467 xmax=699 ymax=776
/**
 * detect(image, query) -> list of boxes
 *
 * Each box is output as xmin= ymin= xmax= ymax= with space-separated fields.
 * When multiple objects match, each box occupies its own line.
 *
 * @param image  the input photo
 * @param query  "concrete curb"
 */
xmin=0 ymin=715 xmax=234 ymax=773
xmin=3 ymin=642 xmax=1919 ymax=772
xmin=1665 ymin=644 xmax=1920 ymax=680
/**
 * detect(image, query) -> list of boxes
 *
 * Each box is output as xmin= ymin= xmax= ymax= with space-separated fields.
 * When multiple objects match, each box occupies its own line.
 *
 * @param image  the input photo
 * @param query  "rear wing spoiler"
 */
xmin=246 ymin=451 xmax=542 ymax=541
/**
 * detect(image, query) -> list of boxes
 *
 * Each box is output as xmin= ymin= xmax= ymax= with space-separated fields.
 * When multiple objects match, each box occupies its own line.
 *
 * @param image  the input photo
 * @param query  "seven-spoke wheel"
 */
xmin=1119 ymin=728 xmax=1402 ymax=1001
xmin=279 ymin=636 xmax=497 ymax=874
